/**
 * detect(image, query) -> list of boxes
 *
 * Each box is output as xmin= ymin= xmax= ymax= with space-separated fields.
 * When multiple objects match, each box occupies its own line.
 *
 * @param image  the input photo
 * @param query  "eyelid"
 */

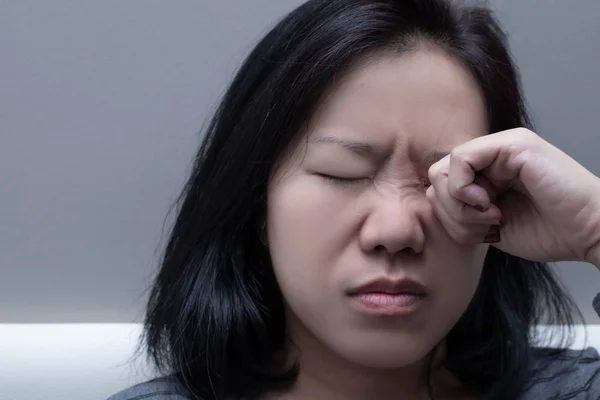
xmin=317 ymin=173 xmax=370 ymax=186
xmin=315 ymin=173 xmax=430 ymax=189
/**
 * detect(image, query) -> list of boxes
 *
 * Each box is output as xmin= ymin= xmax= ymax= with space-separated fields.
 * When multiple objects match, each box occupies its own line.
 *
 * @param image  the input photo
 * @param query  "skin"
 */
xmin=265 ymin=43 xmax=600 ymax=400
xmin=266 ymin=43 xmax=490 ymax=400
xmin=428 ymin=128 xmax=600 ymax=265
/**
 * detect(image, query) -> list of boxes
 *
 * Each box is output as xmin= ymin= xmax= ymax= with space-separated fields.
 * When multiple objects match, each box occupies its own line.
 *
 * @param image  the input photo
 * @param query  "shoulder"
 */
xmin=521 ymin=347 xmax=600 ymax=399
xmin=107 ymin=375 xmax=191 ymax=400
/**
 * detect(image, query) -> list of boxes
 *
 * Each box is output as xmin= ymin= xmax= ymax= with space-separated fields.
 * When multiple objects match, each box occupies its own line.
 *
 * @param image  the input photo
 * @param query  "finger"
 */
xmin=446 ymin=131 xmax=525 ymax=206
xmin=427 ymin=186 xmax=496 ymax=244
xmin=429 ymin=158 xmax=502 ymax=221
xmin=429 ymin=175 xmax=502 ymax=224
xmin=483 ymin=224 xmax=502 ymax=244
xmin=470 ymin=173 xmax=500 ymax=211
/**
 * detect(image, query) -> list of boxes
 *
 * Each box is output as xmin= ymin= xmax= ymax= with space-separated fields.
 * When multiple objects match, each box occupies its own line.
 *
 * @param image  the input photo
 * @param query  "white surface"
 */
xmin=1 ymin=323 xmax=600 ymax=400
xmin=0 ymin=324 xmax=154 ymax=400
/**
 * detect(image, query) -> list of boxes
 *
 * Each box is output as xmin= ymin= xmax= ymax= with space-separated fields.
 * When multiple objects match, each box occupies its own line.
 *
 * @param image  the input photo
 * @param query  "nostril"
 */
xmin=402 ymin=247 xmax=417 ymax=256
xmin=374 ymin=245 xmax=419 ymax=256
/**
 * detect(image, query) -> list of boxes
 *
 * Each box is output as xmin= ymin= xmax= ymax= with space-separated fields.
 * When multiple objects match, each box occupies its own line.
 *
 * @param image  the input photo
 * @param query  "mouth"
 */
xmin=347 ymin=277 xmax=427 ymax=296
xmin=346 ymin=277 xmax=427 ymax=316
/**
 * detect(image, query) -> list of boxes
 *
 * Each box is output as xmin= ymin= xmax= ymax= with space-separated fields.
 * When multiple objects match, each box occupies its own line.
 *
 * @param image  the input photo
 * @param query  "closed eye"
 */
xmin=317 ymin=173 xmax=369 ymax=186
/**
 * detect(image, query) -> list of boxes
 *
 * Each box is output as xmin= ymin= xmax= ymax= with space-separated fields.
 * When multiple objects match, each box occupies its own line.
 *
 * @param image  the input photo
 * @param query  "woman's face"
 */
xmin=267 ymin=44 xmax=489 ymax=369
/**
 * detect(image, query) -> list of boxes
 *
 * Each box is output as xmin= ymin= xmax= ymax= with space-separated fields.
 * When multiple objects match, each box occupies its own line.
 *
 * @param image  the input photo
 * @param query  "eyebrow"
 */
xmin=420 ymin=151 xmax=450 ymax=166
xmin=312 ymin=136 xmax=450 ymax=166
xmin=312 ymin=136 xmax=378 ymax=158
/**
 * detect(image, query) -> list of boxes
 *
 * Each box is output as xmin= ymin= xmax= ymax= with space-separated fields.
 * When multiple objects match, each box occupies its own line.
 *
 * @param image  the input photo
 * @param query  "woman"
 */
xmin=109 ymin=0 xmax=600 ymax=399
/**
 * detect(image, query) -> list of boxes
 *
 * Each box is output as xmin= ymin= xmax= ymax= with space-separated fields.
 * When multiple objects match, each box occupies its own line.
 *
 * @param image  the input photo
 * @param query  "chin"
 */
xmin=334 ymin=340 xmax=434 ymax=369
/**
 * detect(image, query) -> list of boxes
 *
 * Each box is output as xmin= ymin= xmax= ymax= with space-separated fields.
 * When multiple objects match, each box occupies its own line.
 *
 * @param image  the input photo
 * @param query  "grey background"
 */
xmin=1 ymin=0 xmax=599 ymax=324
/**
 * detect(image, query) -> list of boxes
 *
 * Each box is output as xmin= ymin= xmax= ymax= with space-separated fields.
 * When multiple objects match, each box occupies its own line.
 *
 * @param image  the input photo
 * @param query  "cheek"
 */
xmin=413 ymin=245 xmax=487 ymax=346
xmin=267 ymin=177 xmax=352 ymax=266
xmin=436 ymin=244 xmax=488 ymax=311
xmin=265 ymin=177 xmax=352 ymax=305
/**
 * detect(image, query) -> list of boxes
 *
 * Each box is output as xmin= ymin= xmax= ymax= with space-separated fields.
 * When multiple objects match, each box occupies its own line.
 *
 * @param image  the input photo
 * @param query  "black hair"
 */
xmin=141 ymin=1 xmax=581 ymax=399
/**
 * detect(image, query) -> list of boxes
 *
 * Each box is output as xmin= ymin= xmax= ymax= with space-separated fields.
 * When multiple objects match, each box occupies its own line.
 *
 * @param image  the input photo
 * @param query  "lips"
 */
xmin=347 ymin=277 xmax=428 ymax=316
xmin=347 ymin=277 xmax=427 ymax=296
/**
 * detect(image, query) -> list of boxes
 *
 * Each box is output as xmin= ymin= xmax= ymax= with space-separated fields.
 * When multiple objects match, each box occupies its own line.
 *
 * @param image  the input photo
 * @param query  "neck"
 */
xmin=267 ymin=319 xmax=468 ymax=400
xmin=286 ymin=351 xmax=427 ymax=400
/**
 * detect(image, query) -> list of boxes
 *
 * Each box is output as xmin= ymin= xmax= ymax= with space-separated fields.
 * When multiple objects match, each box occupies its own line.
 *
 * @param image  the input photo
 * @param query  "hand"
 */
xmin=426 ymin=128 xmax=600 ymax=266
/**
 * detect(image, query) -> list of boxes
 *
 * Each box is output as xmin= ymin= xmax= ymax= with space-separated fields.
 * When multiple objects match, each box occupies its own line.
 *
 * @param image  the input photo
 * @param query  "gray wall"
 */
xmin=1 ymin=0 xmax=599 ymax=324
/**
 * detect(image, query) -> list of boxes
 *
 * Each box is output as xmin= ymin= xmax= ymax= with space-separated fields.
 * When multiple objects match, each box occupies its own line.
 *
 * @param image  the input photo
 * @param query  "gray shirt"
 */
xmin=108 ymin=346 xmax=600 ymax=400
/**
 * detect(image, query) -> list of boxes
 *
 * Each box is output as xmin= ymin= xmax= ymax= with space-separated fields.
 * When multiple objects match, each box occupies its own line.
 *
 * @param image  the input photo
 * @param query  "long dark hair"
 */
xmin=141 ymin=1 xmax=581 ymax=399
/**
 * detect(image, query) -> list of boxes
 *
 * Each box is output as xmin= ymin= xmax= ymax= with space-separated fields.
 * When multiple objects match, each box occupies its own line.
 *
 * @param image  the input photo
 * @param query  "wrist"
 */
xmin=586 ymin=242 xmax=600 ymax=270
xmin=586 ymin=177 xmax=600 ymax=270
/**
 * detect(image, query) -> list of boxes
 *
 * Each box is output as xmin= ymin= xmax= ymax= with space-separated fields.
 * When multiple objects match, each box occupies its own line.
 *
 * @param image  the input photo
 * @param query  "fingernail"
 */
xmin=483 ymin=227 xmax=501 ymax=244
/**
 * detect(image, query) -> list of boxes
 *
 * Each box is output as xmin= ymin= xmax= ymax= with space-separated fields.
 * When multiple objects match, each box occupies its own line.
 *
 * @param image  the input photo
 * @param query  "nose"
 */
xmin=359 ymin=191 xmax=426 ymax=257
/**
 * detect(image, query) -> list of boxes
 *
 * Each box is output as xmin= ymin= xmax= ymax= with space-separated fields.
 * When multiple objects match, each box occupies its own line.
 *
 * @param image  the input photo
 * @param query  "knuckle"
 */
xmin=425 ymin=186 xmax=436 ymax=201
xmin=428 ymin=166 xmax=446 ymax=187
xmin=428 ymin=162 xmax=442 ymax=178
xmin=515 ymin=127 xmax=538 ymax=142
xmin=450 ymin=147 xmax=464 ymax=161
xmin=427 ymin=163 xmax=437 ymax=178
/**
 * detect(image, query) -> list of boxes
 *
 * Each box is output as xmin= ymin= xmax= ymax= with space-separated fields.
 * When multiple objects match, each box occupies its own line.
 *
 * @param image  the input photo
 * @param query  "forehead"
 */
xmin=308 ymin=44 xmax=487 ymax=152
